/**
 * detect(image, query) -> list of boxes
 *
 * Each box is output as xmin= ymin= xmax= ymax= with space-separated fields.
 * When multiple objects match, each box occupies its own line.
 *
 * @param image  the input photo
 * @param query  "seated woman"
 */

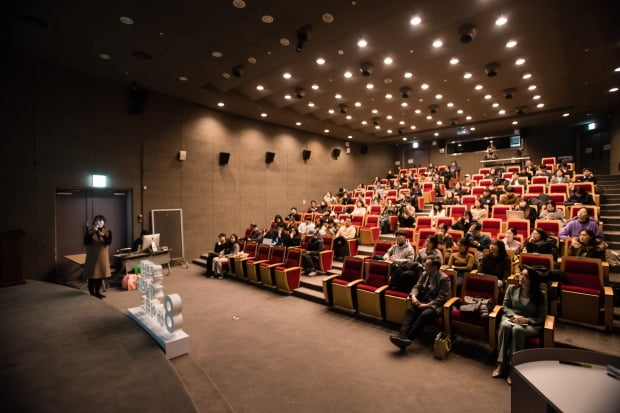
xmin=538 ymin=200 xmax=566 ymax=223
xmin=447 ymin=238 xmax=476 ymax=293
xmin=567 ymin=229 xmax=607 ymax=259
xmin=451 ymin=210 xmax=474 ymax=234
xmin=428 ymin=201 xmax=446 ymax=227
xmin=398 ymin=199 xmax=416 ymax=228
xmin=352 ymin=199 xmax=368 ymax=216
xmin=341 ymin=191 xmax=354 ymax=205
xmin=443 ymin=190 xmax=459 ymax=205
xmin=523 ymin=228 xmax=559 ymax=260
xmin=550 ymin=168 xmax=570 ymax=184
xmin=470 ymin=199 xmax=488 ymax=222
xmin=415 ymin=236 xmax=443 ymax=265
xmin=380 ymin=199 xmax=399 ymax=234
xmin=502 ymin=227 xmax=522 ymax=255
xmin=479 ymin=239 xmax=512 ymax=287
xmin=493 ymin=267 xmax=547 ymax=384
xmin=435 ymin=222 xmax=454 ymax=250
xmin=566 ymin=186 xmax=595 ymax=205
xmin=452 ymin=181 xmax=467 ymax=197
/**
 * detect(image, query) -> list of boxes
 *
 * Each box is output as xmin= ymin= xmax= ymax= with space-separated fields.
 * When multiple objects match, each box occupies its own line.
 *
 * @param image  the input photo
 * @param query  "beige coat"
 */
xmin=83 ymin=229 xmax=112 ymax=279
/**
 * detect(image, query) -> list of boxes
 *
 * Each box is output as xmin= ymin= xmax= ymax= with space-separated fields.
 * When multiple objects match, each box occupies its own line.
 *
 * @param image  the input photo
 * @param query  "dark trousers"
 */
xmin=333 ymin=236 xmax=348 ymax=258
xmin=87 ymin=278 xmax=103 ymax=296
xmin=205 ymin=252 xmax=218 ymax=274
xmin=302 ymin=252 xmax=319 ymax=271
xmin=399 ymin=305 xmax=438 ymax=340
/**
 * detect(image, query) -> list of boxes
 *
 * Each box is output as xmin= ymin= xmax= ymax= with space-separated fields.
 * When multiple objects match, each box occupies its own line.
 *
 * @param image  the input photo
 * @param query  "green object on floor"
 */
xmin=134 ymin=265 xmax=141 ymax=274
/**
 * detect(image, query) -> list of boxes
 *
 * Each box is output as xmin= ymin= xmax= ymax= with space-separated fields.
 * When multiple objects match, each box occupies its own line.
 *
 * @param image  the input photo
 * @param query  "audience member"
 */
xmin=265 ymin=223 xmax=286 ymax=246
xmin=285 ymin=207 xmax=301 ymax=223
xmin=298 ymin=216 xmax=315 ymax=235
xmin=465 ymin=223 xmax=491 ymax=261
xmin=479 ymin=240 xmax=512 ymax=287
xmin=301 ymin=230 xmax=324 ymax=276
xmin=213 ymin=234 xmax=240 ymax=278
xmin=398 ymin=199 xmax=416 ymax=228
xmin=380 ymin=199 xmax=399 ymax=234
xmin=352 ymin=199 xmax=368 ymax=216
xmin=247 ymin=223 xmax=263 ymax=243
xmin=538 ymin=200 xmax=566 ymax=223
xmin=493 ymin=267 xmax=547 ymax=384
xmin=435 ymin=223 xmax=455 ymax=250
xmin=447 ymin=238 xmax=476 ymax=280
xmin=559 ymin=207 xmax=603 ymax=240
xmin=523 ymin=228 xmax=559 ymax=259
xmin=443 ymin=191 xmax=459 ymax=205
xmin=333 ymin=217 xmax=357 ymax=260
xmin=516 ymin=199 xmax=538 ymax=228
xmin=206 ymin=233 xmax=228 ymax=278
xmin=479 ymin=188 xmax=496 ymax=211
xmin=415 ymin=236 xmax=444 ymax=265
xmin=576 ymin=168 xmax=597 ymax=184
xmin=452 ymin=210 xmax=475 ymax=234
xmin=389 ymin=258 xmax=452 ymax=350
xmin=523 ymin=159 xmax=537 ymax=180
xmin=503 ymin=227 xmax=522 ymax=254
xmin=452 ymin=181 xmax=467 ymax=197
xmin=550 ymin=169 xmax=569 ymax=184
xmin=383 ymin=230 xmax=416 ymax=267
xmin=470 ymin=199 xmax=488 ymax=221
xmin=566 ymin=186 xmax=595 ymax=205
xmin=483 ymin=146 xmax=497 ymax=160
xmin=498 ymin=186 xmax=520 ymax=207
xmin=567 ymin=229 xmax=607 ymax=259
xmin=428 ymin=201 xmax=446 ymax=227
xmin=306 ymin=201 xmax=318 ymax=213
xmin=283 ymin=227 xmax=301 ymax=247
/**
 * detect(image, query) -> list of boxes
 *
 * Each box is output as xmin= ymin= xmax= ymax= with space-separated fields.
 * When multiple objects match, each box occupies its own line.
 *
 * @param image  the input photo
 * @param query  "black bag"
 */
xmin=388 ymin=262 xmax=422 ymax=293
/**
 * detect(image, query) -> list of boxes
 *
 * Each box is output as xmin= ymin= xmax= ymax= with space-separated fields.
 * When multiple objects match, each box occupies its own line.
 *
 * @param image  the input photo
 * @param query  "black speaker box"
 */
xmin=302 ymin=150 xmax=311 ymax=161
xmin=265 ymin=152 xmax=275 ymax=163
xmin=219 ymin=152 xmax=230 ymax=165
xmin=332 ymin=148 xmax=341 ymax=158
xmin=128 ymin=84 xmax=148 ymax=114
xmin=361 ymin=145 xmax=368 ymax=154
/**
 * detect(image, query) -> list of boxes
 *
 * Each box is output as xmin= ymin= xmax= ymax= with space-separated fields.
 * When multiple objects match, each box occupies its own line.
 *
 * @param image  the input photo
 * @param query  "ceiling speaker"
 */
xmin=332 ymin=148 xmax=341 ymax=159
xmin=265 ymin=152 xmax=275 ymax=163
xmin=302 ymin=150 xmax=311 ymax=161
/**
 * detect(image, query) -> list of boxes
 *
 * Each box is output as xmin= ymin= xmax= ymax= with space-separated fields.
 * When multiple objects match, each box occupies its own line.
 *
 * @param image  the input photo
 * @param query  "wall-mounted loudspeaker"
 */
xmin=219 ymin=152 xmax=230 ymax=165
xmin=302 ymin=150 xmax=311 ymax=161
xmin=265 ymin=152 xmax=275 ymax=163
xmin=332 ymin=148 xmax=341 ymax=159
xmin=128 ymin=82 xmax=148 ymax=114
xmin=361 ymin=145 xmax=368 ymax=154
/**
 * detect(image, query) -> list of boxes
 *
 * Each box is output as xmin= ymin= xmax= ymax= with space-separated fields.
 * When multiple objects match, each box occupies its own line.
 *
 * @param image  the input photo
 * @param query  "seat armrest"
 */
xmin=374 ymin=285 xmax=389 ymax=294
xmin=604 ymin=286 xmax=614 ymax=330
xmin=544 ymin=315 xmax=555 ymax=347
xmin=347 ymin=279 xmax=365 ymax=288
xmin=322 ymin=274 xmax=341 ymax=283
xmin=442 ymin=296 xmax=461 ymax=336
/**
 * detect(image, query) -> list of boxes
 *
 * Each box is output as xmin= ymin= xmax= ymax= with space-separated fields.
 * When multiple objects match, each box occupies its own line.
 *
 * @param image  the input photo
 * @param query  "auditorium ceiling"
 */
xmin=9 ymin=0 xmax=620 ymax=144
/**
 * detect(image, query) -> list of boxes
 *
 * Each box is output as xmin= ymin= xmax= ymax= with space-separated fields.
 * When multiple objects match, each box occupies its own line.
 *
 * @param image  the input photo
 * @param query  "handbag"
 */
xmin=433 ymin=332 xmax=452 ymax=360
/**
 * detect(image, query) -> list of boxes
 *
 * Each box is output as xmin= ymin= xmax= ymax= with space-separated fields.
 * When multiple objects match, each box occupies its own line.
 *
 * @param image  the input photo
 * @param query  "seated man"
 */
xmin=333 ymin=217 xmax=356 ymax=260
xmin=389 ymin=258 xmax=452 ymax=350
xmin=498 ymin=186 xmax=520 ymax=207
xmin=384 ymin=230 xmax=417 ymax=292
xmin=566 ymin=186 xmax=595 ymax=205
xmin=559 ymin=207 xmax=604 ymax=241
xmin=465 ymin=223 xmax=491 ymax=262
xmin=247 ymin=223 xmax=263 ymax=243
xmin=576 ymin=167 xmax=597 ymax=184
xmin=301 ymin=230 xmax=324 ymax=276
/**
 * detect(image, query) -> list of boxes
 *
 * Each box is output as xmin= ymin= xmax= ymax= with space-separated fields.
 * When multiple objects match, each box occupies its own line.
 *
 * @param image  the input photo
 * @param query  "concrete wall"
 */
xmin=1 ymin=55 xmax=395 ymax=280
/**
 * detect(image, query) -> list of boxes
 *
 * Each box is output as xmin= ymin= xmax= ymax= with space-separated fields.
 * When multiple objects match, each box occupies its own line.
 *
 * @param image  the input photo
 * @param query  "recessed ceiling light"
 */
xmin=484 ymin=94 xmax=492 ymax=99
xmin=335 ymin=93 xmax=342 ymax=99
xmin=426 ymin=115 xmax=432 ymax=120
xmin=307 ymin=102 xmax=315 ymax=107
xmin=212 ymin=51 xmax=223 ymax=58
xmin=403 ymin=137 xmax=408 ymax=141
xmin=279 ymin=38 xmax=290 ymax=46
xmin=328 ymin=109 xmax=335 ymax=114
xmin=357 ymin=39 xmax=368 ymax=48
xmin=528 ymin=85 xmax=537 ymax=90
xmin=316 ymin=57 xmax=326 ymax=65
xmin=387 ymin=129 xmax=393 ymax=134
xmin=512 ymin=121 xmax=518 ymax=125
xmin=222 ymin=72 xmax=231 ymax=78
xmin=447 ymin=102 xmax=454 ymax=107
xmin=232 ymin=0 xmax=246 ymax=8
xmin=217 ymin=102 xmax=224 ymax=107
xmin=347 ymin=135 xmax=353 ymax=139
xmin=435 ymin=94 xmax=443 ymax=99
xmin=421 ymin=83 xmax=429 ymax=90
xmin=457 ymin=109 xmax=464 ymax=114
xmin=386 ymin=115 xmax=393 ymax=120
xmin=522 ymin=73 xmax=532 ymax=79
xmin=436 ymin=121 xmax=443 ymax=125
xmin=399 ymin=121 xmax=406 ymax=125
xmin=450 ymin=57 xmax=459 ymax=65
xmin=515 ymin=58 xmax=526 ymax=65
xmin=354 ymin=102 xmax=362 ymax=107
xmin=506 ymin=40 xmax=517 ymax=48
xmin=562 ymin=113 xmax=570 ymax=117
xmin=401 ymin=102 xmax=408 ymax=107
xmin=404 ymin=72 xmax=413 ymax=78
xmin=384 ymin=57 xmax=393 ymax=65
xmin=322 ymin=13 xmax=334 ymax=23
xmin=346 ymin=115 xmax=352 ymax=120
xmin=338 ymin=49 xmax=344 ymax=55
xmin=324 ymin=129 xmax=330 ymax=133
xmin=178 ymin=76 xmax=188 ymax=82
xmin=475 ymin=84 xmax=483 ymax=90
xmin=375 ymin=125 xmax=381 ymax=130
xmin=99 ymin=53 xmax=111 ymax=60
xmin=120 ymin=16 xmax=134 ymax=25
xmin=284 ymin=94 xmax=292 ymax=100
xmin=470 ymin=127 xmax=476 ymax=131
xmin=533 ymin=95 xmax=541 ymax=100
xmin=361 ymin=121 xmax=368 ymax=125
xmin=366 ymin=83 xmax=374 ymax=89
xmin=536 ymin=103 xmax=545 ymax=108
xmin=410 ymin=125 xmax=416 ymax=130
xmin=247 ymin=57 xmax=256 ymax=64
xmin=256 ymin=85 xmax=264 ymax=91
xmin=463 ymin=72 xmax=472 ymax=79
xmin=614 ymin=67 xmax=620 ymax=72
xmin=372 ymin=109 xmax=378 ymax=114
xmin=410 ymin=16 xmax=422 ymax=26
xmin=282 ymin=72 xmax=292 ymax=79
xmin=261 ymin=15 xmax=274 ymax=23
xmin=344 ymin=71 xmax=353 ymax=78
xmin=385 ymin=93 xmax=393 ymax=99
xmin=465 ymin=115 xmax=472 ymax=120
xmin=296 ymin=121 xmax=302 ymax=126
xmin=609 ymin=87 xmax=619 ymax=93
xmin=434 ymin=132 xmax=439 ymax=137
xmin=495 ymin=15 xmax=508 ymax=26
xmin=312 ymin=84 xmax=319 ymax=90
xmin=415 ymin=109 xmax=421 ymax=114
xmin=432 ymin=39 xmax=443 ymax=48
xmin=261 ymin=113 xmax=268 ymax=118
xmin=384 ymin=78 xmax=393 ymax=84
xmin=492 ymin=102 xmax=499 ymax=108
xmin=499 ymin=109 xmax=506 ymax=115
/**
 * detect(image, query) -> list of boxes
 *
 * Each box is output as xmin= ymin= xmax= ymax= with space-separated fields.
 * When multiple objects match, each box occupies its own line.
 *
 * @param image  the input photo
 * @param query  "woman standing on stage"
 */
xmin=83 ymin=215 xmax=112 ymax=299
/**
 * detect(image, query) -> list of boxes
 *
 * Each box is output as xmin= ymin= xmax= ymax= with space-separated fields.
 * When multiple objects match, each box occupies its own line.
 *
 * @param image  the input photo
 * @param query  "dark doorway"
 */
xmin=55 ymin=189 xmax=131 ymax=282
xmin=577 ymin=130 xmax=610 ymax=175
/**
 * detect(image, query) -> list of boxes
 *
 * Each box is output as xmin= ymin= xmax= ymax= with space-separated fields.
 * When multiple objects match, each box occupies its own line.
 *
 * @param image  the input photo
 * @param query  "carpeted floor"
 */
xmin=102 ymin=265 xmax=511 ymax=413
xmin=0 ymin=281 xmax=196 ymax=413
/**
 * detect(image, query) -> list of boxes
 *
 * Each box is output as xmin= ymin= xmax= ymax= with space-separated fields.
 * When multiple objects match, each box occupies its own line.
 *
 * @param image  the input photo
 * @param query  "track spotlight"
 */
xmin=485 ymin=62 xmax=501 ymax=77
xmin=429 ymin=104 xmax=439 ymax=114
xmin=360 ymin=62 xmax=374 ymax=77
xmin=458 ymin=24 xmax=478 ymax=44
xmin=400 ymin=87 xmax=412 ymax=98
xmin=503 ymin=88 xmax=515 ymax=99
xmin=231 ymin=64 xmax=244 ymax=77
xmin=516 ymin=106 xmax=526 ymax=115
xmin=295 ymin=87 xmax=306 ymax=99
xmin=339 ymin=104 xmax=348 ymax=114
xmin=295 ymin=24 xmax=312 ymax=53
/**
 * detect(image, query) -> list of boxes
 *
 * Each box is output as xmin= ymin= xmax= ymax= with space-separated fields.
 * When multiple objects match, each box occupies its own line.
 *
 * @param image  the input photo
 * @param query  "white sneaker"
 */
xmin=308 ymin=271 xmax=317 ymax=277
